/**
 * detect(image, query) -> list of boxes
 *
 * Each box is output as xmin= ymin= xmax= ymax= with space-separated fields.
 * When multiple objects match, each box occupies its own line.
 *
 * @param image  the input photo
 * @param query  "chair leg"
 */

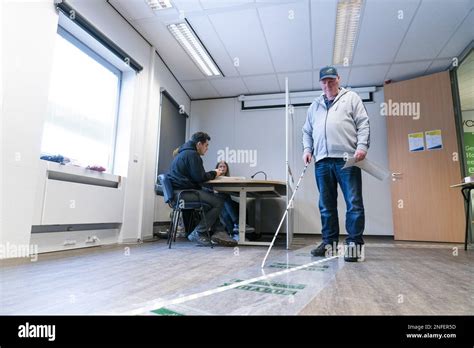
xmin=168 ymin=209 xmax=179 ymax=249
xmin=173 ymin=210 xmax=181 ymax=243
xmin=167 ymin=210 xmax=176 ymax=247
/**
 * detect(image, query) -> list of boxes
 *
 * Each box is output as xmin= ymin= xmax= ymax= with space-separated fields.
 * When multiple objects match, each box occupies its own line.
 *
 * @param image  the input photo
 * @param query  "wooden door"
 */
xmin=385 ymin=71 xmax=464 ymax=242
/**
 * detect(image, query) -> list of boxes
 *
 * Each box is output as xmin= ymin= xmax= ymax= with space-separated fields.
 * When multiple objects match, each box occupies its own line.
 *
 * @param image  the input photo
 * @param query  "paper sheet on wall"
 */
xmin=342 ymin=157 xmax=391 ymax=181
xmin=408 ymin=132 xmax=425 ymax=152
xmin=425 ymin=129 xmax=443 ymax=150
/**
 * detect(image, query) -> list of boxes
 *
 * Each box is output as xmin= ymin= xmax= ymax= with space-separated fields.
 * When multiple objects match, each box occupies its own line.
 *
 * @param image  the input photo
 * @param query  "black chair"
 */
xmin=156 ymin=174 xmax=212 ymax=249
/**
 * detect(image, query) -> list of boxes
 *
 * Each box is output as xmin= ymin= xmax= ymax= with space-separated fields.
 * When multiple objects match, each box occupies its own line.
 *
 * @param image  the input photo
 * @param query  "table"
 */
xmin=450 ymin=182 xmax=474 ymax=250
xmin=205 ymin=179 xmax=286 ymax=246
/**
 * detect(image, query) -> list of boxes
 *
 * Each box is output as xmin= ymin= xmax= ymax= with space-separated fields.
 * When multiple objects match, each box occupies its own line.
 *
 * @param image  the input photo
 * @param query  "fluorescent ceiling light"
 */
xmin=333 ymin=0 xmax=363 ymax=66
xmin=146 ymin=0 xmax=172 ymax=10
xmin=168 ymin=22 xmax=221 ymax=77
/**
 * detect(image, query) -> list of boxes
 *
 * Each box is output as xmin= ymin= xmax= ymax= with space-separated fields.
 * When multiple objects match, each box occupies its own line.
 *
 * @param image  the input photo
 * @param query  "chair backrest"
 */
xmin=158 ymin=174 xmax=174 ymax=204
xmin=155 ymin=182 xmax=164 ymax=196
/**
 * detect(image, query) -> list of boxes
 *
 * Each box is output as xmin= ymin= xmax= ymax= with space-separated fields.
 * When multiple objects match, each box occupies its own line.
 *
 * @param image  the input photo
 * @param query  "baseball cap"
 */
xmin=319 ymin=66 xmax=338 ymax=80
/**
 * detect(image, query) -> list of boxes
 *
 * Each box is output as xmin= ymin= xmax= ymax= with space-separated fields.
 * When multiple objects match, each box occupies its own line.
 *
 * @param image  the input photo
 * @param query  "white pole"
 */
xmin=261 ymin=163 xmax=309 ymax=268
xmin=285 ymin=77 xmax=290 ymax=249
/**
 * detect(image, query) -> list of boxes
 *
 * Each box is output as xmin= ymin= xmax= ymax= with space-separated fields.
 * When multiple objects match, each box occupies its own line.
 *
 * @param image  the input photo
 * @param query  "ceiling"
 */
xmin=108 ymin=0 xmax=474 ymax=100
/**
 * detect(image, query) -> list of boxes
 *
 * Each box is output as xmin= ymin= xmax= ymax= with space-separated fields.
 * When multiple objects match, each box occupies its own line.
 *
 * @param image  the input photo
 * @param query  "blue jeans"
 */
xmin=315 ymin=157 xmax=365 ymax=245
xmin=216 ymin=193 xmax=239 ymax=235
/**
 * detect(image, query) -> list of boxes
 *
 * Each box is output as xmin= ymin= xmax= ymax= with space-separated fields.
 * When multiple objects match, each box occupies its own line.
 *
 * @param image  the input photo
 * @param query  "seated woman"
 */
xmin=215 ymin=161 xmax=255 ymax=241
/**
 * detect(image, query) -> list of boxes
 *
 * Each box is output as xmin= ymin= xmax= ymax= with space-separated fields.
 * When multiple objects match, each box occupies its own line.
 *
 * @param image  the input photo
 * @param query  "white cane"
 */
xmin=261 ymin=162 xmax=310 ymax=268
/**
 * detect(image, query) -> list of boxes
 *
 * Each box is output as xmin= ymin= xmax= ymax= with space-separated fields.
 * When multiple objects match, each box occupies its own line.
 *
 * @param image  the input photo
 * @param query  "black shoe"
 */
xmin=310 ymin=242 xmax=336 ymax=257
xmin=344 ymin=243 xmax=364 ymax=262
xmin=211 ymin=231 xmax=237 ymax=247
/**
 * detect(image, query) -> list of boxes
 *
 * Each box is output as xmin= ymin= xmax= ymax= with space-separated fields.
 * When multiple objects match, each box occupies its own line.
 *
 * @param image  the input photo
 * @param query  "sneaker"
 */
xmin=176 ymin=225 xmax=186 ymax=238
xmin=211 ymin=231 xmax=237 ymax=247
xmin=310 ymin=242 xmax=337 ymax=257
xmin=232 ymin=224 xmax=256 ymax=234
xmin=187 ymin=230 xmax=211 ymax=246
xmin=232 ymin=233 xmax=239 ymax=242
xmin=344 ymin=242 xmax=364 ymax=262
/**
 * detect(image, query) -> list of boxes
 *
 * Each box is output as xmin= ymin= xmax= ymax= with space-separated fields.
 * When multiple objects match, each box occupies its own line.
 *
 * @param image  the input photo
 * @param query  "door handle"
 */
xmin=391 ymin=172 xmax=403 ymax=181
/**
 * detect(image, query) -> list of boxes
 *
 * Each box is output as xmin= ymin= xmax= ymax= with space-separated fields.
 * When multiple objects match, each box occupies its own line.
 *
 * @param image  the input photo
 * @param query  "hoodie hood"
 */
xmin=179 ymin=140 xmax=197 ymax=153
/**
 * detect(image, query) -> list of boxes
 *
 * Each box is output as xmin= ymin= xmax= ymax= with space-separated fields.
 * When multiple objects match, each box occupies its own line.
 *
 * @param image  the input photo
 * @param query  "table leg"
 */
xmin=239 ymin=189 xmax=247 ymax=244
xmin=255 ymin=198 xmax=261 ymax=236
xmin=462 ymin=187 xmax=471 ymax=251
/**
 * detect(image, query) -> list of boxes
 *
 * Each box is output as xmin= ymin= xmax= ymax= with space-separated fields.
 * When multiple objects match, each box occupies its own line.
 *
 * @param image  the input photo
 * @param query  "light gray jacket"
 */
xmin=302 ymin=87 xmax=370 ymax=163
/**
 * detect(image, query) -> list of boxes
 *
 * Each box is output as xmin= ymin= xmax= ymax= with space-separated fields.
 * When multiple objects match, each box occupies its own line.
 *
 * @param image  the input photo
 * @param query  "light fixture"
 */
xmin=168 ymin=22 xmax=221 ymax=77
xmin=332 ymin=0 xmax=363 ymax=66
xmin=146 ymin=0 xmax=172 ymax=10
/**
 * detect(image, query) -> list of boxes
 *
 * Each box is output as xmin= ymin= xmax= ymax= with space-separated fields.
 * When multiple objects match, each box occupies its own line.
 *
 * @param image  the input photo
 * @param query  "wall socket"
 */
xmin=85 ymin=236 xmax=100 ymax=244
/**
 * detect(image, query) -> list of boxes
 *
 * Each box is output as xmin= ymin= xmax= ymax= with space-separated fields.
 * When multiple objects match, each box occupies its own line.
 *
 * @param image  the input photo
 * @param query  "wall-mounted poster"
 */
xmin=425 ymin=130 xmax=443 ymax=150
xmin=408 ymin=132 xmax=424 ymax=152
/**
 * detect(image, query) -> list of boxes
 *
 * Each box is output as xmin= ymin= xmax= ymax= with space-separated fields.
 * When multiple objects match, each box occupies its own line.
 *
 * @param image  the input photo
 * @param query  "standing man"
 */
xmin=302 ymin=66 xmax=370 ymax=262
xmin=168 ymin=131 xmax=236 ymax=247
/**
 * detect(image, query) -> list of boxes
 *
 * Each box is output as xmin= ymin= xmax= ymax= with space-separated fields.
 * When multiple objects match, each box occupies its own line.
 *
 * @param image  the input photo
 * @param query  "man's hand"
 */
xmin=354 ymin=149 xmax=367 ymax=162
xmin=302 ymin=152 xmax=312 ymax=165
xmin=215 ymin=168 xmax=224 ymax=177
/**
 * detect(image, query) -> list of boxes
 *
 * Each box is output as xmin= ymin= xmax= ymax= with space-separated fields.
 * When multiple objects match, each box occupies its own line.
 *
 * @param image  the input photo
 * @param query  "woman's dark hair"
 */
xmin=191 ymin=132 xmax=211 ymax=144
xmin=215 ymin=161 xmax=230 ymax=176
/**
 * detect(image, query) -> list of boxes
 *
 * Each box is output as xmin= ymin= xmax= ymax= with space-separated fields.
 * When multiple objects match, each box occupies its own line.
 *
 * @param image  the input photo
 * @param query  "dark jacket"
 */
xmin=167 ymin=140 xmax=216 ymax=190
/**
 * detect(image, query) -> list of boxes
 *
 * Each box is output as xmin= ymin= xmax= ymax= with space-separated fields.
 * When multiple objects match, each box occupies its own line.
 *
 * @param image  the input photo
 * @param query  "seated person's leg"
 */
xmin=219 ymin=207 xmax=234 ymax=235
xmin=178 ymin=190 xmax=222 ymax=234
xmin=180 ymin=190 xmax=236 ymax=246
xmin=222 ymin=195 xmax=256 ymax=239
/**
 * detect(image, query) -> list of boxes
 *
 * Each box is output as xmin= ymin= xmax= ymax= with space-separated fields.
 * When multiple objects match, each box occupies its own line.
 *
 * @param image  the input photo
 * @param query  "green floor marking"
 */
xmin=219 ymin=279 xmax=306 ymax=296
xmin=151 ymin=307 xmax=184 ymax=316
xmin=268 ymin=262 xmax=329 ymax=271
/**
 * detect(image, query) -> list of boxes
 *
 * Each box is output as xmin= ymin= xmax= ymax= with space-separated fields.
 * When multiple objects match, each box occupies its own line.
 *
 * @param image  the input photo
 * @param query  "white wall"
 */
xmin=190 ymin=88 xmax=394 ymax=236
xmin=1 ymin=0 xmax=59 ymax=252
xmin=1 ymin=0 xmax=191 ymax=257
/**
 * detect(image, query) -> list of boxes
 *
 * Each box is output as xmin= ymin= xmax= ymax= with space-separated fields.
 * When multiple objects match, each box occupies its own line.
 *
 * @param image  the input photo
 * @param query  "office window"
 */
xmin=42 ymin=28 xmax=121 ymax=171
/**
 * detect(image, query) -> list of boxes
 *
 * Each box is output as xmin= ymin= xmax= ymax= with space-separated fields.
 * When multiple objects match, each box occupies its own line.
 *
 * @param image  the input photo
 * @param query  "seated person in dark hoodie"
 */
xmin=168 ymin=132 xmax=237 ymax=247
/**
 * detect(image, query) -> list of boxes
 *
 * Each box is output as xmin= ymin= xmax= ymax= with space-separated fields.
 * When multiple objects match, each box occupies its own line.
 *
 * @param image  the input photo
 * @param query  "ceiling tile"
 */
xmin=439 ymin=9 xmax=474 ymax=59
xmin=395 ymin=0 xmax=472 ymax=62
xmin=110 ymin=0 xmax=155 ymax=21
xmin=426 ymin=58 xmax=453 ymax=74
xmin=352 ymin=0 xmax=420 ymax=65
xmin=200 ymin=0 xmax=254 ymax=10
xmin=385 ymin=60 xmax=432 ymax=82
xmin=171 ymin=0 xmax=203 ymax=12
xmin=208 ymin=8 xmax=275 ymax=75
xmin=311 ymin=0 xmax=338 ymax=68
xmin=181 ymin=80 xmax=220 ymax=99
xmin=243 ymin=74 xmax=280 ymax=93
xmin=209 ymin=77 xmax=249 ymax=97
xmin=278 ymin=71 xmax=313 ymax=92
xmin=257 ymin=1 xmax=312 ymax=72
xmin=348 ymin=65 xmax=390 ymax=86
xmin=187 ymin=14 xmax=239 ymax=77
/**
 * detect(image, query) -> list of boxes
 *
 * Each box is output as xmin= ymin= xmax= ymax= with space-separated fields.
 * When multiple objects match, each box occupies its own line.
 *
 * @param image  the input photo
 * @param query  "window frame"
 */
xmin=48 ymin=26 xmax=123 ymax=173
